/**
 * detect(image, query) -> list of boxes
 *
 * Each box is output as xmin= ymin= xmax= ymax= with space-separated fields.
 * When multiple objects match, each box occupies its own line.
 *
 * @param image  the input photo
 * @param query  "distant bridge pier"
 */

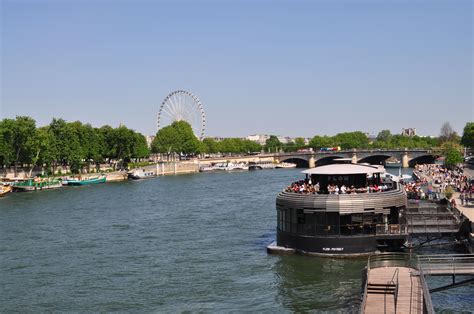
xmin=309 ymin=156 xmax=316 ymax=168
xmin=351 ymin=153 xmax=357 ymax=164
xmin=402 ymin=152 xmax=409 ymax=168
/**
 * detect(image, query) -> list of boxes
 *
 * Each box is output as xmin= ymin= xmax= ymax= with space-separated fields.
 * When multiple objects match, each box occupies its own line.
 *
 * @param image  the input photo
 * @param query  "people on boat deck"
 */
xmin=286 ymin=180 xmax=389 ymax=194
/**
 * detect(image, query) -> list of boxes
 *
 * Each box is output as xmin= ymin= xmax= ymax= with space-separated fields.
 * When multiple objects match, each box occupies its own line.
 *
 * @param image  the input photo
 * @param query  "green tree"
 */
xmin=0 ymin=118 xmax=16 ymax=166
xmin=9 ymin=116 xmax=38 ymax=173
xmin=265 ymin=135 xmax=281 ymax=152
xmin=294 ymin=137 xmax=306 ymax=149
xmin=308 ymin=135 xmax=333 ymax=150
xmin=376 ymin=130 xmax=392 ymax=142
xmin=151 ymin=121 xmax=200 ymax=154
xmin=333 ymin=131 xmax=369 ymax=149
xmin=461 ymin=122 xmax=474 ymax=149
xmin=242 ymin=139 xmax=261 ymax=153
xmin=203 ymin=138 xmax=220 ymax=154
xmin=442 ymin=142 xmax=463 ymax=168
xmin=132 ymin=132 xmax=150 ymax=159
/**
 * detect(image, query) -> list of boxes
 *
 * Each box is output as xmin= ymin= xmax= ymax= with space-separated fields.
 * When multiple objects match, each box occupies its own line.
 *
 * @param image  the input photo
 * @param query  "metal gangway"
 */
xmin=361 ymin=253 xmax=426 ymax=314
xmin=417 ymin=254 xmax=474 ymax=293
xmin=361 ymin=253 xmax=474 ymax=314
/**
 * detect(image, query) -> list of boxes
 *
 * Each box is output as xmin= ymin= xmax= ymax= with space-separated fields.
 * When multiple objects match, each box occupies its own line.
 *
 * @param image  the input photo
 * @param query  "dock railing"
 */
xmin=363 ymin=253 xmax=435 ymax=314
xmin=375 ymin=224 xmax=407 ymax=236
xmin=417 ymin=254 xmax=474 ymax=275
xmin=368 ymin=252 xmax=416 ymax=270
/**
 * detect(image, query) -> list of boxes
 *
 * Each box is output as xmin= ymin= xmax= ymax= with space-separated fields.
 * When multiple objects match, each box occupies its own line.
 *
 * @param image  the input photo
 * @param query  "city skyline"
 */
xmin=1 ymin=1 xmax=472 ymax=137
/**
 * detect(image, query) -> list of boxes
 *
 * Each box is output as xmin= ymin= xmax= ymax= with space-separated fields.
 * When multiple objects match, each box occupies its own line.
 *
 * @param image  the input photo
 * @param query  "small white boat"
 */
xmin=249 ymin=161 xmax=276 ymax=170
xmin=224 ymin=162 xmax=248 ymax=171
xmin=382 ymin=169 xmax=412 ymax=183
xmin=127 ymin=169 xmax=156 ymax=180
xmin=199 ymin=165 xmax=217 ymax=172
xmin=275 ymin=162 xmax=297 ymax=169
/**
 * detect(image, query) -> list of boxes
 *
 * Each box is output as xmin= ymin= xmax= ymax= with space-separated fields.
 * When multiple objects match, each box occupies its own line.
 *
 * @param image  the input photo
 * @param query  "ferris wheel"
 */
xmin=157 ymin=90 xmax=206 ymax=139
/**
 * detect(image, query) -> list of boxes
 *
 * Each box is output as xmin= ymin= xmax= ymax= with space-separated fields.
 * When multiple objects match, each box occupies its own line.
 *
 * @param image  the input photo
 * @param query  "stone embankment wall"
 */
xmin=141 ymin=162 xmax=200 ymax=175
xmin=197 ymin=156 xmax=275 ymax=164
xmin=0 ymin=164 xmax=115 ymax=179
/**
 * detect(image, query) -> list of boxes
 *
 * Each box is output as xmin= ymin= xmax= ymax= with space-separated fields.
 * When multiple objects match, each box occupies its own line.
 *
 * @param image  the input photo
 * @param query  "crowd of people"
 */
xmin=286 ymin=180 xmax=320 ymax=194
xmin=402 ymin=181 xmax=426 ymax=200
xmin=285 ymin=180 xmax=390 ymax=195
xmin=413 ymin=164 xmax=473 ymax=203
xmin=284 ymin=164 xmax=474 ymax=202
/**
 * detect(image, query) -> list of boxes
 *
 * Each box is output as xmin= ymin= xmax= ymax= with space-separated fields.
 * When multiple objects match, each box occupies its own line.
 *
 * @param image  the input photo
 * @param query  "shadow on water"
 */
xmin=272 ymin=255 xmax=366 ymax=312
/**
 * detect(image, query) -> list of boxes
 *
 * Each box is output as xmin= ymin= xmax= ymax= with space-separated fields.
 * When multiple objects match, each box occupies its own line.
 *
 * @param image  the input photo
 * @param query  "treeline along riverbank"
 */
xmin=1 ymin=116 xmax=471 ymax=176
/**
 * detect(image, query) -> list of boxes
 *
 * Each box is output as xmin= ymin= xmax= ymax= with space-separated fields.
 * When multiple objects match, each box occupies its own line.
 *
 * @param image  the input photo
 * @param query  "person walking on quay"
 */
xmin=460 ymin=193 xmax=464 ymax=205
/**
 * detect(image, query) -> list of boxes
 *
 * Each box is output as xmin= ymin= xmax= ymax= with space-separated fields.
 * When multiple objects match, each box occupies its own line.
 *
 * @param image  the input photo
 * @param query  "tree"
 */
xmin=242 ymin=139 xmax=261 ymax=153
xmin=0 ymin=118 xmax=16 ymax=167
xmin=265 ymin=135 xmax=281 ymax=152
xmin=151 ymin=121 xmax=200 ymax=154
xmin=439 ymin=122 xmax=459 ymax=143
xmin=333 ymin=131 xmax=369 ymax=149
xmin=203 ymin=138 xmax=219 ymax=154
xmin=132 ymin=133 xmax=150 ymax=159
xmin=294 ymin=137 xmax=306 ymax=148
xmin=461 ymin=122 xmax=474 ymax=149
xmin=10 ymin=116 xmax=37 ymax=173
xmin=376 ymin=130 xmax=392 ymax=142
xmin=308 ymin=135 xmax=332 ymax=150
xmin=441 ymin=142 xmax=463 ymax=168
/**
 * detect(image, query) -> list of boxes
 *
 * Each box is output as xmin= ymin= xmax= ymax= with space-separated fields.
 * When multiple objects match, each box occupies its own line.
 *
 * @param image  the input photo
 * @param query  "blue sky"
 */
xmin=1 ymin=0 xmax=472 ymax=137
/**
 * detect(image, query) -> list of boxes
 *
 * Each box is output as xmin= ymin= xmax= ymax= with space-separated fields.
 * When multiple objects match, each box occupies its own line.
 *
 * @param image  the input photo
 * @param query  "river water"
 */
xmin=1 ymin=169 xmax=472 ymax=312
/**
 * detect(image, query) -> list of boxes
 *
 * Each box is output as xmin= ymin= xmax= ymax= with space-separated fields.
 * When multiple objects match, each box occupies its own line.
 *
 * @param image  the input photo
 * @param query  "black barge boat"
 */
xmin=268 ymin=163 xmax=408 ymax=256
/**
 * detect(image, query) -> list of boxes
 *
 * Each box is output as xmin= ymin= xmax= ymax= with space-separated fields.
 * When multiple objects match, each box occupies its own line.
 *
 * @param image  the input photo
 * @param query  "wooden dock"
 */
xmin=362 ymin=253 xmax=474 ymax=314
xmin=363 ymin=266 xmax=423 ymax=314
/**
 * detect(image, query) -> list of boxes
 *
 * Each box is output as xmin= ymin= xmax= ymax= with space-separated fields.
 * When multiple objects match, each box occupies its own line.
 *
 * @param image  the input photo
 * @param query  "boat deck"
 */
xmin=364 ymin=266 xmax=423 ymax=314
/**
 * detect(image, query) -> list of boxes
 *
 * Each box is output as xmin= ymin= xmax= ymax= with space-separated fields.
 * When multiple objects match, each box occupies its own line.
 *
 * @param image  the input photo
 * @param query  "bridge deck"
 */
xmin=364 ymin=267 xmax=423 ymax=314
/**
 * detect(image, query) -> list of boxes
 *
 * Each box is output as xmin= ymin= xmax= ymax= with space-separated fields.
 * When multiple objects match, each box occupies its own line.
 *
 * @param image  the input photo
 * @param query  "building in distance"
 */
xmin=145 ymin=135 xmax=155 ymax=148
xmin=246 ymin=134 xmax=270 ymax=146
xmin=401 ymin=128 xmax=417 ymax=137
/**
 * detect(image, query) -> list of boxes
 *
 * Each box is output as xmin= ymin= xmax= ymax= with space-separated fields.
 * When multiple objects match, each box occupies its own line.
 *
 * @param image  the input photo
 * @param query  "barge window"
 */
xmin=286 ymin=209 xmax=291 ymax=233
xmin=304 ymin=213 xmax=315 ymax=236
xmin=297 ymin=209 xmax=305 ymax=234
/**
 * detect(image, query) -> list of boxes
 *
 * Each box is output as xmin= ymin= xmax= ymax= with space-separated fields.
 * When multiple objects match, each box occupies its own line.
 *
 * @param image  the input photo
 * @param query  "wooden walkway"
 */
xmin=363 ymin=267 xmax=423 ymax=314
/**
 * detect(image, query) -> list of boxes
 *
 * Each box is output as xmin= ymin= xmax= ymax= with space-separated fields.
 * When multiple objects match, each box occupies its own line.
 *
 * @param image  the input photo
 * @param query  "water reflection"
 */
xmin=273 ymin=255 xmax=366 ymax=312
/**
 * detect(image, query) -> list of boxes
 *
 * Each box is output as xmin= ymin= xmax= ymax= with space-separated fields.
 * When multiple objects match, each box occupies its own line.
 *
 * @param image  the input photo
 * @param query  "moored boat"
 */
xmin=0 ymin=184 xmax=13 ymax=197
xmin=127 ymin=169 xmax=156 ymax=180
xmin=248 ymin=161 xmax=276 ymax=170
xmin=268 ymin=163 xmax=408 ymax=256
xmin=65 ymin=175 xmax=106 ymax=186
xmin=12 ymin=178 xmax=63 ymax=192
xmin=199 ymin=164 xmax=217 ymax=172
xmin=275 ymin=162 xmax=297 ymax=169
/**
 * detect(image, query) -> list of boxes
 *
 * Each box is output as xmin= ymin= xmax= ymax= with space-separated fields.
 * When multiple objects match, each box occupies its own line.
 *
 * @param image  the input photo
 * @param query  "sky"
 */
xmin=1 ymin=0 xmax=473 ymax=138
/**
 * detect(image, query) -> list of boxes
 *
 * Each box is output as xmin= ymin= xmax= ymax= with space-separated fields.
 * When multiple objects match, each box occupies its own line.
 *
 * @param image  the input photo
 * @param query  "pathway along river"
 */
xmin=1 ymin=169 xmax=472 ymax=312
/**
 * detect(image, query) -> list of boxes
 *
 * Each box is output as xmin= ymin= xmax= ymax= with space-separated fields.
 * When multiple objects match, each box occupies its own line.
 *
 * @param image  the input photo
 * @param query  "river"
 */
xmin=0 ymin=168 xmax=472 ymax=312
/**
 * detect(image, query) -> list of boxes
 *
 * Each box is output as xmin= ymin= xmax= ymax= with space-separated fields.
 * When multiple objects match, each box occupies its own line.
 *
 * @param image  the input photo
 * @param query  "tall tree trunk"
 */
xmin=14 ymin=147 xmax=21 ymax=177
xmin=28 ymin=148 xmax=41 ymax=178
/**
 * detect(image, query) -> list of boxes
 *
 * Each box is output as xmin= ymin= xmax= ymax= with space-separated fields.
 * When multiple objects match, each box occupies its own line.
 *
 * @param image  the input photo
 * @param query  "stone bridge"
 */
xmin=274 ymin=149 xmax=439 ymax=168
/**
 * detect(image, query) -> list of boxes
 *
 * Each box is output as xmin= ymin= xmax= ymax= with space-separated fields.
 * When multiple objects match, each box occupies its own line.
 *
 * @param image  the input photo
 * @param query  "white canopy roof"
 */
xmin=302 ymin=164 xmax=384 ymax=175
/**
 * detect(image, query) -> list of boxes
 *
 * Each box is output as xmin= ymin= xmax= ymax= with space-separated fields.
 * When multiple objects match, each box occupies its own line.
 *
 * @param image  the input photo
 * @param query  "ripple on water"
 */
xmin=0 ymin=169 xmax=471 ymax=312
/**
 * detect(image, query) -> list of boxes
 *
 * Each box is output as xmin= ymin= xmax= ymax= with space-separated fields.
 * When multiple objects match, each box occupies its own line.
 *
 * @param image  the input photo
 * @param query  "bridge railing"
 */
xmin=417 ymin=254 xmax=474 ymax=275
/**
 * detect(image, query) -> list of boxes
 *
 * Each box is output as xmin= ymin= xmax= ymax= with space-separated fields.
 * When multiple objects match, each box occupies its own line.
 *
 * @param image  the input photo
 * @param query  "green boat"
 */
xmin=13 ymin=178 xmax=63 ymax=192
xmin=65 ymin=175 xmax=106 ymax=186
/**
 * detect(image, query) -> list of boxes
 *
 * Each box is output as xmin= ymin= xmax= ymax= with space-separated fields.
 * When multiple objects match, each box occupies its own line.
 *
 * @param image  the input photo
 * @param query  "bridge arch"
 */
xmin=280 ymin=157 xmax=309 ymax=168
xmin=357 ymin=155 xmax=392 ymax=165
xmin=409 ymin=155 xmax=437 ymax=167
xmin=315 ymin=156 xmax=344 ymax=167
